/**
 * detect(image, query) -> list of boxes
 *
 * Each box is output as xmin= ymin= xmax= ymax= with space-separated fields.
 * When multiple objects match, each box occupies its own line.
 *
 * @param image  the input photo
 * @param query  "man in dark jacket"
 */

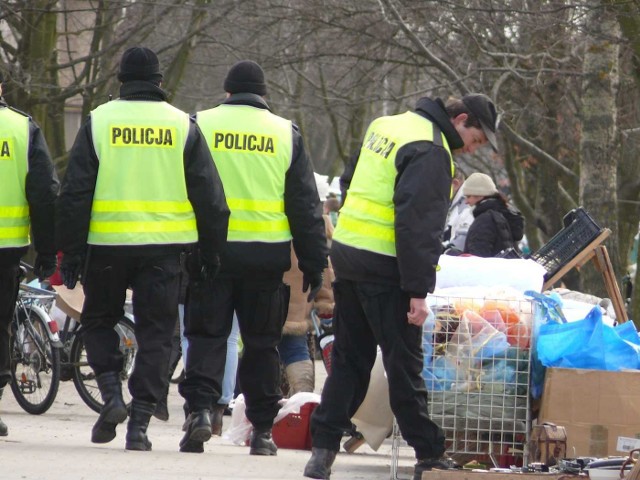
xmin=0 ymin=72 xmax=59 ymax=436
xmin=304 ymin=94 xmax=499 ymax=480
xmin=179 ymin=60 xmax=328 ymax=455
xmin=56 ymin=47 xmax=229 ymax=451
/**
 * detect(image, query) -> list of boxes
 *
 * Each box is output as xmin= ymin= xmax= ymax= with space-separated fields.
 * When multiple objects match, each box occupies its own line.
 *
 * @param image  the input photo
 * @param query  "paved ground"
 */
xmin=0 ymin=360 xmax=415 ymax=480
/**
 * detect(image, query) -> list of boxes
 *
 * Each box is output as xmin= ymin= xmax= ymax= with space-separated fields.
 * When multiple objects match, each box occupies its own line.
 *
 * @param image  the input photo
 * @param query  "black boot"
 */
xmin=91 ymin=372 xmax=128 ymax=444
xmin=249 ymin=427 xmax=277 ymax=456
xmin=413 ymin=455 xmax=461 ymax=480
xmin=0 ymin=388 xmax=8 ymax=437
xmin=179 ymin=409 xmax=212 ymax=453
xmin=153 ymin=390 xmax=169 ymax=422
xmin=125 ymin=399 xmax=156 ymax=451
xmin=303 ymin=447 xmax=337 ymax=479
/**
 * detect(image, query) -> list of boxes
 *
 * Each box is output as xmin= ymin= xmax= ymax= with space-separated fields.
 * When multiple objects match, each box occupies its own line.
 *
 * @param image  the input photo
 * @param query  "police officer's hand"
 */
xmin=33 ymin=254 xmax=57 ymax=282
xmin=60 ymin=253 xmax=84 ymax=289
xmin=187 ymin=245 xmax=220 ymax=282
xmin=303 ymin=272 xmax=323 ymax=303
xmin=200 ymin=254 xmax=221 ymax=282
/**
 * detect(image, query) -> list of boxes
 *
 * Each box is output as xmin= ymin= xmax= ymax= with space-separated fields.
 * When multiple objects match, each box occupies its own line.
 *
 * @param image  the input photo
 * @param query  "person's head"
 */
xmin=224 ymin=60 xmax=267 ymax=96
xmin=462 ymin=172 xmax=498 ymax=206
xmin=451 ymin=162 xmax=467 ymax=194
xmin=117 ymin=47 xmax=163 ymax=86
xmin=324 ymin=196 xmax=340 ymax=214
xmin=446 ymin=94 xmax=499 ymax=155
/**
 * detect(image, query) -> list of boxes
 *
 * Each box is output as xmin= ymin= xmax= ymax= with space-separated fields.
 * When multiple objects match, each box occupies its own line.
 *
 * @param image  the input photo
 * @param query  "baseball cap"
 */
xmin=462 ymin=93 xmax=499 ymax=152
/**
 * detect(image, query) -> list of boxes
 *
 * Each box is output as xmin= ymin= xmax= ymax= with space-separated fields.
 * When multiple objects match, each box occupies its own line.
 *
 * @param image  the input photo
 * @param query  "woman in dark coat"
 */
xmin=462 ymin=173 xmax=524 ymax=257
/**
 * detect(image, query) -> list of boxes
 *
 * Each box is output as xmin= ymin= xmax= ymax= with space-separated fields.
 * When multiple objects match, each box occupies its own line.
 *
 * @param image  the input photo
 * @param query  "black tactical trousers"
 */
xmin=0 ymin=263 xmax=21 ymax=388
xmin=310 ymin=278 xmax=446 ymax=460
xmin=81 ymin=252 xmax=181 ymax=403
xmin=179 ymin=275 xmax=289 ymax=431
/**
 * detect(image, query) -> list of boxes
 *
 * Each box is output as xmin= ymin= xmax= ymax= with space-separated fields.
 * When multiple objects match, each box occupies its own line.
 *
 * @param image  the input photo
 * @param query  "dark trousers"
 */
xmin=179 ymin=276 xmax=289 ymax=431
xmin=310 ymin=279 xmax=445 ymax=459
xmin=81 ymin=252 xmax=181 ymax=403
xmin=0 ymin=264 xmax=21 ymax=389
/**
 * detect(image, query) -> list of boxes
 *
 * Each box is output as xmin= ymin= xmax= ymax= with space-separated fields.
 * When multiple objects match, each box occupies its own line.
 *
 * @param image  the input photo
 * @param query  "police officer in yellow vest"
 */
xmin=179 ymin=60 xmax=328 ymax=455
xmin=56 ymin=47 xmax=229 ymax=451
xmin=0 ymin=72 xmax=59 ymax=437
xmin=304 ymin=94 xmax=500 ymax=480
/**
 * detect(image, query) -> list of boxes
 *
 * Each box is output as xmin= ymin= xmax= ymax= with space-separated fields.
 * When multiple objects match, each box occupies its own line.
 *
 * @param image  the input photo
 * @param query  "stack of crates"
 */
xmin=423 ymin=294 xmax=535 ymax=467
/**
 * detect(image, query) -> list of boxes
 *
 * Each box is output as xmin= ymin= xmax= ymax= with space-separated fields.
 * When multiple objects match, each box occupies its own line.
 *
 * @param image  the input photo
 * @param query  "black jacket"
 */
xmin=463 ymin=196 xmax=524 ymax=257
xmin=56 ymin=81 xmax=229 ymax=259
xmin=332 ymin=97 xmax=464 ymax=298
xmin=0 ymin=100 xmax=59 ymax=266
xmin=199 ymin=93 xmax=328 ymax=278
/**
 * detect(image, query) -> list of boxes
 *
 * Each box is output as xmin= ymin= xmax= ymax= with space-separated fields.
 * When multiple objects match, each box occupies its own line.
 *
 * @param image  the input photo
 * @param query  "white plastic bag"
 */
xmin=223 ymin=394 xmax=252 ymax=445
xmin=222 ymin=392 xmax=321 ymax=445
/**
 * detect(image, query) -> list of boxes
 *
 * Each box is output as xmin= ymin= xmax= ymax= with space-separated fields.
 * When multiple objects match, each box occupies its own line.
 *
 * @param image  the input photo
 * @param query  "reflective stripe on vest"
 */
xmin=0 ymin=108 xmax=30 ymax=247
xmin=197 ymin=104 xmax=292 ymax=243
xmin=88 ymin=100 xmax=197 ymax=245
xmin=334 ymin=111 xmax=453 ymax=256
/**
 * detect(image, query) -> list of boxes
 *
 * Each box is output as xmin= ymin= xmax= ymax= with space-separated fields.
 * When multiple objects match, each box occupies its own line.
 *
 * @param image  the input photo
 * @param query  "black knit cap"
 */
xmin=223 ymin=60 xmax=267 ymax=96
xmin=118 ymin=47 xmax=163 ymax=84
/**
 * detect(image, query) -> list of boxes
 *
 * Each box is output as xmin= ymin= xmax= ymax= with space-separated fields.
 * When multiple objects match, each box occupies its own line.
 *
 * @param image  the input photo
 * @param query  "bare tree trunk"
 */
xmin=579 ymin=2 xmax=621 ymax=298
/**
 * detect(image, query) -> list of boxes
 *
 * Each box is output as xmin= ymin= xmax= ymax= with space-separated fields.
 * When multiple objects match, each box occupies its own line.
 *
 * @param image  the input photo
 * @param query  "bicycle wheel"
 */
xmin=71 ymin=317 xmax=136 ymax=413
xmin=10 ymin=309 xmax=61 ymax=414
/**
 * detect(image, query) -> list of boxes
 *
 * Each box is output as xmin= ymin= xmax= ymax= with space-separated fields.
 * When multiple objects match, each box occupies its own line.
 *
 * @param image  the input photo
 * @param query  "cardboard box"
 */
xmin=538 ymin=367 xmax=640 ymax=457
xmin=421 ymin=472 xmax=570 ymax=480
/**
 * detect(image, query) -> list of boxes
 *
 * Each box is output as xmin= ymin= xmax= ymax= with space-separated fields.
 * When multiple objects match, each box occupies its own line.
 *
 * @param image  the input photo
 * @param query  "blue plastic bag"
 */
xmin=536 ymin=306 xmax=640 ymax=371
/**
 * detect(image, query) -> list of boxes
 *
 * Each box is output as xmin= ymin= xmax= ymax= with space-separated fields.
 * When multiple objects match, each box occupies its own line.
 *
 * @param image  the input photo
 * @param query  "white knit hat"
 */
xmin=462 ymin=173 xmax=498 ymax=196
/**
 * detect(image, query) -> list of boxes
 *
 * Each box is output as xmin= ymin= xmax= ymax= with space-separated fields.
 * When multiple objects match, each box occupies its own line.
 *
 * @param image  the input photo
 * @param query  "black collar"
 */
xmin=414 ymin=97 xmax=464 ymax=151
xmin=222 ymin=93 xmax=271 ymax=111
xmin=118 ymin=81 xmax=167 ymax=101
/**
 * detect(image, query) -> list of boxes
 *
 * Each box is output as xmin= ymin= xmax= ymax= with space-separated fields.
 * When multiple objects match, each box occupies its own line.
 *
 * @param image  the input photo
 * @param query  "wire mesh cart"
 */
xmin=422 ymin=294 xmax=534 ymax=468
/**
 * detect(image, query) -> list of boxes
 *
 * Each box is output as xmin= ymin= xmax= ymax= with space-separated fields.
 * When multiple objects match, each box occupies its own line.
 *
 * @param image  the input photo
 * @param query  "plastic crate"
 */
xmin=272 ymin=402 xmax=317 ymax=450
xmin=528 ymin=207 xmax=603 ymax=280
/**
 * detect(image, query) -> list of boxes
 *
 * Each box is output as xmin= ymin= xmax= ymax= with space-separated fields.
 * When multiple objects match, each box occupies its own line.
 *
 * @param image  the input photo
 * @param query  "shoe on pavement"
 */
xmin=413 ymin=455 xmax=461 ymax=480
xmin=249 ymin=428 xmax=277 ymax=456
xmin=303 ymin=447 xmax=337 ymax=479
xmin=179 ymin=409 xmax=212 ymax=453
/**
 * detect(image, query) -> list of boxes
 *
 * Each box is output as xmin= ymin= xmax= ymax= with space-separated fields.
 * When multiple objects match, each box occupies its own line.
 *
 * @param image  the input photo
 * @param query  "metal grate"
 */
xmin=423 ymin=295 xmax=534 ymax=467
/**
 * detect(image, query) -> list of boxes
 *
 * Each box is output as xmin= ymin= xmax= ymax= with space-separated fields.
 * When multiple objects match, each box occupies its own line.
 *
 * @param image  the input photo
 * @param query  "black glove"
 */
xmin=60 ymin=253 xmax=84 ymax=289
xmin=33 ymin=253 xmax=57 ymax=282
xmin=200 ymin=254 xmax=220 ymax=282
xmin=187 ymin=246 xmax=220 ymax=282
xmin=303 ymin=272 xmax=323 ymax=303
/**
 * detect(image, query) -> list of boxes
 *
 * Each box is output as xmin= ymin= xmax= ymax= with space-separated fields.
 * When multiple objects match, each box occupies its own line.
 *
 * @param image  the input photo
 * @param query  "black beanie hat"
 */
xmin=118 ymin=47 xmax=163 ymax=84
xmin=223 ymin=60 xmax=267 ymax=96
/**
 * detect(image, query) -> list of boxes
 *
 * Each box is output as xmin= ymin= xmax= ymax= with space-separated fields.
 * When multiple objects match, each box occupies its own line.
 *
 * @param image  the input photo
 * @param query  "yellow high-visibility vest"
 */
xmin=197 ymin=104 xmax=293 ymax=243
xmin=0 ymin=108 xmax=30 ymax=248
xmin=88 ymin=100 xmax=197 ymax=245
xmin=334 ymin=111 xmax=453 ymax=256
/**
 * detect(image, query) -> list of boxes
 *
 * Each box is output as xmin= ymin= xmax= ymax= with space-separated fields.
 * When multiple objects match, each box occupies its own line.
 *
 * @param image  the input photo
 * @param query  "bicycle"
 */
xmin=54 ymin=285 xmax=137 ymax=414
xmin=10 ymin=268 xmax=61 ymax=414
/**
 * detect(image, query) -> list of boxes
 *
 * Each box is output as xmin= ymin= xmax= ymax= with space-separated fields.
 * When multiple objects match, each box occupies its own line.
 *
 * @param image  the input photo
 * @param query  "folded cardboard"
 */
xmin=538 ymin=367 xmax=640 ymax=457
xmin=421 ymin=472 xmax=571 ymax=480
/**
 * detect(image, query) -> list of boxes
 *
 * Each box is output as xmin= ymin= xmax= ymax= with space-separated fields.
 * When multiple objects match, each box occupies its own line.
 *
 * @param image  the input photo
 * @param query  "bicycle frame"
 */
xmin=16 ymin=284 xmax=62 ymax=347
